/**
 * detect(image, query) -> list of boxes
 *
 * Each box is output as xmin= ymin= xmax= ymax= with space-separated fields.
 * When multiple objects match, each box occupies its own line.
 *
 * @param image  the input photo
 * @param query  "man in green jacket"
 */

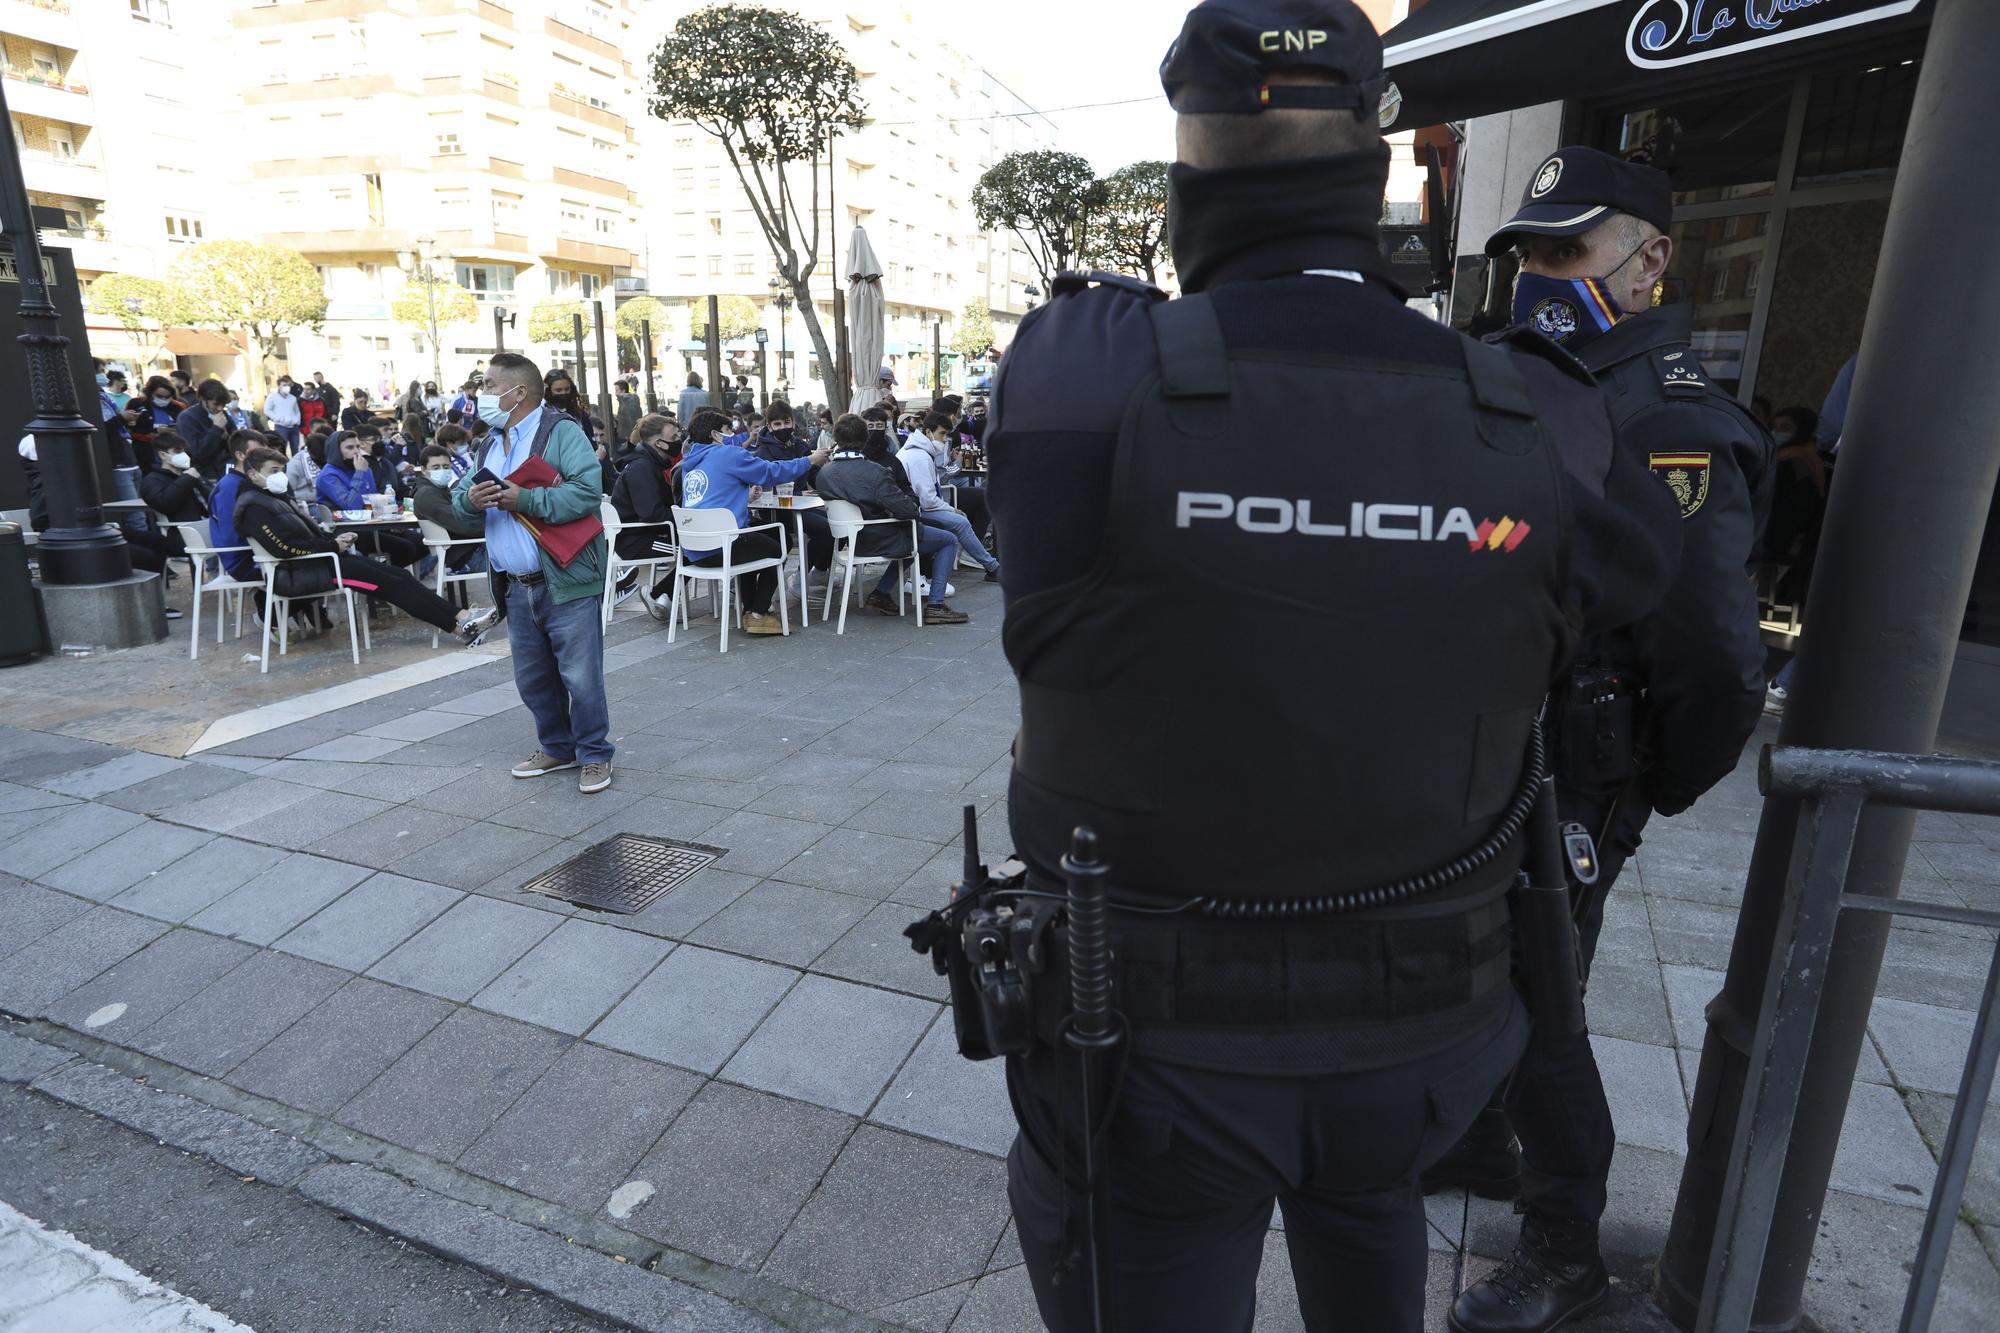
xmin=454 ymin=352 xmax=615 ymax=793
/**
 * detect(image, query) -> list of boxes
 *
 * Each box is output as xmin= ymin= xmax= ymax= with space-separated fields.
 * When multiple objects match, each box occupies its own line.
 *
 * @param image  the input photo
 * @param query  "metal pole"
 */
xmin=569 ymin=313 xmax=586 ymax=404
xmin=640 ymin=319 xmax=657 ymax=413
xmin=0 ymin=80 xmax=126 ymax=586
xmin=492 ymin=305 xmax=506 ymax=355
xmin=828 ymin=125 xmax=849 ymax=413
xmin=704 ymin=294 xmax=722 ymax=413
xmin=757 ymin=340 xmax=768 ymax=415
xmin=591 ymin=298 xmax=612 ymax=429
xmin=1657 ymin=3 xmax=2000 ymax=1326
xmin=425 ymin=264 xmax=441 ymax=393
xmin=934 ymin=317 xmax=944 ymax=401
xmin=779 ymin=298 xmax=789 ymax=398
xmin=1901 ymin=931 xmax=2000 ymax=1332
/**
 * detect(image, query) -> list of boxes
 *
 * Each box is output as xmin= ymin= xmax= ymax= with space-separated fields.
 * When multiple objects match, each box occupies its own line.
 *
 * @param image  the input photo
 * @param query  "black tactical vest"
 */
xmin=1006 ymin=291 xmax=1574 ymax=913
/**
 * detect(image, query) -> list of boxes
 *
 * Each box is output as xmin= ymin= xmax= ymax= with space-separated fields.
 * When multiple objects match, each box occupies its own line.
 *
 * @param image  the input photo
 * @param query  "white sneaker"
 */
xmin=1764 ymin=684 xmax=1788 ymax=716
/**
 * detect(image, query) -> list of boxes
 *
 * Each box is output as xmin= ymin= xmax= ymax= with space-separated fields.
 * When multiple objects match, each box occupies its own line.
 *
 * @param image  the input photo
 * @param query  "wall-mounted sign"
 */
xmin=1626 ymin=0 xmax=1924 ymax=70
xmin=0 ymin=253 xmax=58 ymax=286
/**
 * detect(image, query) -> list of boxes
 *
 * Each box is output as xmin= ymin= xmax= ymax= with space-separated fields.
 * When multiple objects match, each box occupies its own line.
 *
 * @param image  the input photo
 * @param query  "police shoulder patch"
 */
xmin=1650 ymin=452 xmax=1711 ymax=519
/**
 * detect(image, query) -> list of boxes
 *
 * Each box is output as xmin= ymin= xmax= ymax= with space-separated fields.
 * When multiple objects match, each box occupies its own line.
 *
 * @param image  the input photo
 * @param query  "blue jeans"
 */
xmin=1774 ymin=657 xmax=1797 ymax=690
xmin=504 ymin=579 xmax=612 ymax=765
xmin=874 ymin=525 xmax=959 ymax=605
xmin=112 ymin=466 xmax=146 ymax=535
xmin=920 ymin=507 xmax=997 ymax=572
xmin=273 ymin=423 xmax=301 ymax=452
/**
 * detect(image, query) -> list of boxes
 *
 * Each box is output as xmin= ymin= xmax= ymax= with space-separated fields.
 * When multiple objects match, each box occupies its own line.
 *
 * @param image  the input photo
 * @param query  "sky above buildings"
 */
xmin=955 ymin=0 xmax=1184 ymax=173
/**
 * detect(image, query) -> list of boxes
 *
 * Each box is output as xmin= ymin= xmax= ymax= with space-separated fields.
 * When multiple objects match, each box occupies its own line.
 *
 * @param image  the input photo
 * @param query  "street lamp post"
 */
xmin=397 ymin=235 xmax=443 ymax=392
xmin=767 ymin=277 xmax=793 ymax=397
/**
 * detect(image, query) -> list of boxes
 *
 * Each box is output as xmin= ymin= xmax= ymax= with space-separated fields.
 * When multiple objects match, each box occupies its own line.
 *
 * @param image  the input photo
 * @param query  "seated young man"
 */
xmin=814 ymin=413 xmax=968 ymax=624
xmin=411 ymin=445 xmax=487 ymax=575
xmin=675 ymin=409 xmax=827 ymax=637
xmin=897 ymin=410 xmax=999 ymax=582
xmin=234 ymin=446 xmax=495 ymax=644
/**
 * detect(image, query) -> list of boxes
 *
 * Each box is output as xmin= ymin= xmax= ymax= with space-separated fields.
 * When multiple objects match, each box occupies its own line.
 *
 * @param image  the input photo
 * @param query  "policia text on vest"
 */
xmin=1177 ymin=492 xmax=1532 ymax=548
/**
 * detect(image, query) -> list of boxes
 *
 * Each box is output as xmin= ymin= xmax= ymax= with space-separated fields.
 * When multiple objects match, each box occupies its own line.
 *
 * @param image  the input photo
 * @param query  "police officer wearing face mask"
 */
xmin=972 ymin=4 xmax=1684 ymax=1330
xmin=1428 ymin=148 xmax=1774 ymax=1333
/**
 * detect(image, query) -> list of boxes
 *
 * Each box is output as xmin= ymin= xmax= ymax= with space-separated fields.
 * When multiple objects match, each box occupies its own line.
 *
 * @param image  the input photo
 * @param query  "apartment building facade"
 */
xmin=231 ymin=0 xmax=643 ymax=400
xmin=636 ymin=2 xmax=1054 ymax=401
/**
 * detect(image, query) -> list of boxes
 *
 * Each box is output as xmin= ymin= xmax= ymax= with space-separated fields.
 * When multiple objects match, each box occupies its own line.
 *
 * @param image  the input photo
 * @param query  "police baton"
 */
xmin=1063 ymin=827 xmax=1119 ymax=1333
xmin=1516 ymin=778 xmax=1588 ymax=1040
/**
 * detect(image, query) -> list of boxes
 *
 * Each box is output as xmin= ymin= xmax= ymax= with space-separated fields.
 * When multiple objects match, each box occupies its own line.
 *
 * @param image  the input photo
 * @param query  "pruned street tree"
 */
xmin=972 ymin=150 xmax=1103 ymax=291
xmin=951 ymin=299 xmax=996 ymax=361
xmin=613 ymin=295 xmax=669 ymax=373
xmin=1091 ymin=161 xmax=1172 ymax=286
xmin=165 ymin=241 xmax=325 ymax=398
xmin=649 ymin=4 xmax=865 ymax=411
xmin=689 ymin=293 xmax=761 ymax=344
xmin=86 ymin=273 xmax=181 ymax=367
xmin=391 ymin=276 xmax=477 ymax=390
xmin=528 ymin=299 xmax=586 ymax=352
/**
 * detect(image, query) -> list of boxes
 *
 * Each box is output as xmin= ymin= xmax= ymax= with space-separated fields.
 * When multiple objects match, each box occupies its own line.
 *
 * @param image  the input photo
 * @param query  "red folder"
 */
xmin=505 ymin=453 xmax=603 ymax=568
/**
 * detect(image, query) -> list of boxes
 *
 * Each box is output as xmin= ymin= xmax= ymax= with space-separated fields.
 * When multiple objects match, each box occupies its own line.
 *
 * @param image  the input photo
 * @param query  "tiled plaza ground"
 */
xmin=1 ymin=579 xmax=1997 ymax=1330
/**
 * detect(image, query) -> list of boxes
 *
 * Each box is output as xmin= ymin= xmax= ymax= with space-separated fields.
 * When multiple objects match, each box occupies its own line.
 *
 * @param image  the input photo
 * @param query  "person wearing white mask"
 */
xmin=139 ymin=432 xmax=212 ymax=524
xmin=233 ymin=446 xmax=495 ymax=644
xmin=175 ymin=380 xmax=236 ymax=479
xmin=263 ymin=376 xmax=303 ymax=452
xmin=411 ymin=443 xmax=487 ymax=576
xmin=896 ymin=409 xmax=999 ymax=582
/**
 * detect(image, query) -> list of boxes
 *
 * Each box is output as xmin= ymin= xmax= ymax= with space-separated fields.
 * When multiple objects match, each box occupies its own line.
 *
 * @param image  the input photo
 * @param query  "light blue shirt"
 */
xmin=481 ymin=405 xmax=544 ymax=575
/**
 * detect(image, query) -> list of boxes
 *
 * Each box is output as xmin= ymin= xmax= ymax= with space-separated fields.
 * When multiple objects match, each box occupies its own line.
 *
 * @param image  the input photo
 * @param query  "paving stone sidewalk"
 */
xmin=1 ymin=581 xmax=1998 ymax=1331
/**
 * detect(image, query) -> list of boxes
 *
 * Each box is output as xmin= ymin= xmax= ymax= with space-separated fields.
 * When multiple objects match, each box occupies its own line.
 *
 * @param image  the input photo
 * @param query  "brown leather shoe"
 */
xmin=923 ymin=603 xmax=969 ymax=625
xmin=864 ymin=590 xmax=899 ymax=616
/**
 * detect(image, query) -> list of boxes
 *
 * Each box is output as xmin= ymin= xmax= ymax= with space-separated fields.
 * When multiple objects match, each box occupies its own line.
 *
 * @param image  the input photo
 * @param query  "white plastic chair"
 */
xmin=417 ymin=517 xmax=488 ymax=648
xmin=171 ymin=522 xmax=260 ymax=660
xmin=598 ymin=498 xmax=679 ymax=628
xmin=820 ymin=498 xmax=922 ymax=633
xmin=243 ymin=536 xmax=369 ymax=673
xmin=667 ymin=506 xmax=789 ymax=653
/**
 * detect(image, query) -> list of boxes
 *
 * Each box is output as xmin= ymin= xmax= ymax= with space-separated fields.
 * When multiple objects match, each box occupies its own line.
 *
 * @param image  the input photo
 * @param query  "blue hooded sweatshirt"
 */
xmin=675 ymin=439 xmax=813 ymax=555
xmin=208 ymin=470 xmax=250 ymax=577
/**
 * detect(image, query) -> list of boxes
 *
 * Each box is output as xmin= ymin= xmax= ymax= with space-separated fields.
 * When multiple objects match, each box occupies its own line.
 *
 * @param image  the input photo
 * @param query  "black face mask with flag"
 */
xmin=1509 ymin=239 xmax=1649 ymax=351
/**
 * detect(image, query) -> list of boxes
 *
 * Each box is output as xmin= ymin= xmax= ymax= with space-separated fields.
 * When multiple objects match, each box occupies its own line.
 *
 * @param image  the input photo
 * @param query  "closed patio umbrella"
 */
xmin=846 ymin=226 xmax=885 ymax=414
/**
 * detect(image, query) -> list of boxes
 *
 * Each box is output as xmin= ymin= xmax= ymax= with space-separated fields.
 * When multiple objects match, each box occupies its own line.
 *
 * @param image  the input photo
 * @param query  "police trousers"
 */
xmin=1007 ymin=994 xmax=1530 ymax=1332
xmin=1502 ymin=790 xmax=1651 ymax=1224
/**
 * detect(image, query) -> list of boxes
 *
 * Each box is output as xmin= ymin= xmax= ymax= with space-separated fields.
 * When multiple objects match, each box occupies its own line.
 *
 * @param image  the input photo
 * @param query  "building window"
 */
xmin=129 ymin=0 xmax=172 ymax=27
xmin=435 ymin=132 xmax=464 ymax=157
xmin=1709 ymin=267 xmax=1730 ymax=302
xmin=325 ymin=335 xmax=343 ymax=352
xmin=491 ymin=193 xmax=521 ymax=226
xmin=1745 ymin=257 xmax=1762 ymax=301
xmin=163 ymin=214 xmax=203 ymax=245
xmin=594 ymin=212 xmax=618 ymax=236
xmin=707 ymin=256 xmax=721 ymax=276
xmin=457 ymin=263 xmax=515 ymax=298
xmin=436 ymin=189 xmax=470 ymax=217
xmin=734 ymin=257 xmax=755 ymax=276
xmin=578 ymin=273 xmax=601 ymax=298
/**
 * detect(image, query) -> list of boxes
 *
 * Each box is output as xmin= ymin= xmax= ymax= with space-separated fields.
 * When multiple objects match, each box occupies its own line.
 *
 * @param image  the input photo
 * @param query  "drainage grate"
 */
xmin=522 ymin=834 xmax=719 ymax=915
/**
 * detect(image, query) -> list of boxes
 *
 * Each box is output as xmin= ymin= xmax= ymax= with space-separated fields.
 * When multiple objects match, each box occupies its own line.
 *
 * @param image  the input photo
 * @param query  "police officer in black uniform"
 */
xmin=1436 ymin=148 xmax=1774 ymax=1333
xmin=981 ymin=5 xmax=1685 ymax=1329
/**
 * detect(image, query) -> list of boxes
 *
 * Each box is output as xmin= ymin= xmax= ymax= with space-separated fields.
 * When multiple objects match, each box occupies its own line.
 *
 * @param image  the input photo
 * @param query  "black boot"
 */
xmin=1423 ymin=1106 xmax=1521 ymax=1200
xmin=1447 ymin=1211 xmax=1609 ymax=1333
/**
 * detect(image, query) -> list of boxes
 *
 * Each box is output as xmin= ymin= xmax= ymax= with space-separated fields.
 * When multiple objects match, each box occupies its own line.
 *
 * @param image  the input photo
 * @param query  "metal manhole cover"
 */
xmin=522 ymin=834 xmax=719 ymax=914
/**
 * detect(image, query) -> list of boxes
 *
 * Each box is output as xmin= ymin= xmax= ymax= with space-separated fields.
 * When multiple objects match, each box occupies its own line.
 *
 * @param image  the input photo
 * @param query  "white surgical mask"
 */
xmin=152 ymin=393 xmax=171 ymax=405
xmin=209 ymin=410 xmax=227 ymax=424
xmin=476 ymin=391 xmax=512 ymax=428
xmin=427 ymin=468 xmax=454 ymax=487
xmin=168 ymin=451 xmax=192 ymax=470
xmin=262 ymin=471 xmax=290 ymax=494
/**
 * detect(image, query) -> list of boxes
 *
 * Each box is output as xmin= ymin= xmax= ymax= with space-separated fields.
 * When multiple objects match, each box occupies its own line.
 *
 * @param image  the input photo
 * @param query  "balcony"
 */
xmin=548 ymin=89 xmax=624 ymax=133
xmin=432 ymin=227 xmax=532 ymax=262
xmin=263 ymin=225 xmax=411 ymax=256
xmin=20 ymin=151 xmax=102 ymax=200
xmin=0 ymin=0 xmax=80 ymax=47
xmin=544 ymin=15 xmax=618 ymax=60
xmin=41 ymin=226 xmax=143 ymax=277
xmin=3 ymin=69 xmax=94 ymax=124
xmin=545 ymin=236 xmax=633 ymax=270
xmin=551 ymin=166 xmax=629 ymax=200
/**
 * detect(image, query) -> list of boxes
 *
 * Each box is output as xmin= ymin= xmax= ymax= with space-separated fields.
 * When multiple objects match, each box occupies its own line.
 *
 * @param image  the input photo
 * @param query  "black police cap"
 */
xmin=1160 ymin=0 xmax=1384 ymax=117
xmin=1484 ymin=146 xmax=1675 ymax=257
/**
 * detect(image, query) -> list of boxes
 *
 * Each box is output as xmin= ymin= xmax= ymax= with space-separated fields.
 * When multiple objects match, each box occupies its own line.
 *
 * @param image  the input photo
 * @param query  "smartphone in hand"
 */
xmin=470 ymin=466 xmax=504 ymax=488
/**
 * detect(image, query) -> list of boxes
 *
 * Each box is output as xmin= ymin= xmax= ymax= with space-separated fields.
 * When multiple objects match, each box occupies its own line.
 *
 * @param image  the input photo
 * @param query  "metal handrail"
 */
xmin=1698 ymin=745 xmax=2000 ymax=1333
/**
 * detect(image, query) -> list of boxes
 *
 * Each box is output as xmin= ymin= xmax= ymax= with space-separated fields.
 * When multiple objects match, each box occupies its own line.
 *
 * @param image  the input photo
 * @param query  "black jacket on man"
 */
xmin=175 ymin=403 xmax=230 ymax=479
xmin=609 ymin=447 xmax=681 ymax=560
xmin=814 ymin=453 xmax=920 ymax=559
xmin=139 ymin=468 xmax=211 ymax=523
xmin=1571 ymin=304 xmax=1774 ymax=815
xmin=232 ymin=485 xmax=339 ymax=598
